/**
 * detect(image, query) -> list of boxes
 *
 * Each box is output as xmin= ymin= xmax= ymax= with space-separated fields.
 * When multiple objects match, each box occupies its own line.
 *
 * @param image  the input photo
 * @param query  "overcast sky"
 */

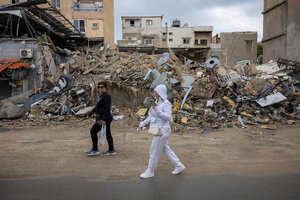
xmin=114 ymin=0 xmax=263 ymax=42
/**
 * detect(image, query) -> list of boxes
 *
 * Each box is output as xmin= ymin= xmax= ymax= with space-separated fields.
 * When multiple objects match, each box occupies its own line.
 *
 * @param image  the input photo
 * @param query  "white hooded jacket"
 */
xmin=140 ymin=85 xmax=172 ymax=130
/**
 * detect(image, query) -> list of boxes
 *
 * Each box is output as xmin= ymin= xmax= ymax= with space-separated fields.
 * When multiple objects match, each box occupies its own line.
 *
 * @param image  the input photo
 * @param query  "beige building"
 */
xmin=210 ymin=32 xmax=258 ymax=67
xmin=118 ymin=16 xmax=212 ymax=61
xmin=262 ymin=0 xmax=300 ymax=62
xmin=1 ymin=0 xmax=115 ymax=47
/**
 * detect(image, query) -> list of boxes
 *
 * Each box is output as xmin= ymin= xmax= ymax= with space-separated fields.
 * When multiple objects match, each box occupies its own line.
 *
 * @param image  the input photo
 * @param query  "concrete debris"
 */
xmin=256 ymin=92 xmax=287 ymax=107
xmin=137 ymin=108 xmax=148 ymax=116
xmin=0 ymin=101 xmax=26 ymax=119
xmin=2 ymin=37 xmax=299 ymax=132
xmin=205 ymin=57 xmax=220 ymax=70
xmin=75 ymin=106 xmax=95 ymax=116
xmin=261 ymin=124 xmax=277 ymax=130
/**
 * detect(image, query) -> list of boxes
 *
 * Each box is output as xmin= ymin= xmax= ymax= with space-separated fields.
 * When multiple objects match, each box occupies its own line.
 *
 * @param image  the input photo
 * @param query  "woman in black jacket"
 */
xmin=86 ymin=81 xmax=116 ymax=156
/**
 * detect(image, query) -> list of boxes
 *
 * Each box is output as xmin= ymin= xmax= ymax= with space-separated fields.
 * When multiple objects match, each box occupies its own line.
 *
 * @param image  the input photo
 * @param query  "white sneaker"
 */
xmin=140 ymin=170 xmax=154 ymax=179
xmin=172 ymin=164 xmax=185 ymax=175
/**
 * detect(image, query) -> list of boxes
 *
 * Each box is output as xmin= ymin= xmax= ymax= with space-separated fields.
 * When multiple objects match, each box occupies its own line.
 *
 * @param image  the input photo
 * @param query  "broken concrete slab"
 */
xmin=256 ymin=92 xmax=287 ymax=107
xmin=75 ymin=106 xmax=95 ymax=116
xmin=0 ymin=101 xmax=26 ymax=119
xmin=157 ymin=52 xmax=170 ymax=66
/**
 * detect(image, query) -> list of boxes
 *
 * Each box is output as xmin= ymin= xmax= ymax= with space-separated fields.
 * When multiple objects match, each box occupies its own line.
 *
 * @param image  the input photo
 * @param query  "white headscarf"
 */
xmin=154 ymin=84 xmax=168 ymax=101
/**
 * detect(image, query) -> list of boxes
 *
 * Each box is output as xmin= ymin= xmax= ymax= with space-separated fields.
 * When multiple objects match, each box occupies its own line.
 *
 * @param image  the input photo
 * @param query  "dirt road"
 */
xmin=0 ymin=120 xmax=300 ymax=180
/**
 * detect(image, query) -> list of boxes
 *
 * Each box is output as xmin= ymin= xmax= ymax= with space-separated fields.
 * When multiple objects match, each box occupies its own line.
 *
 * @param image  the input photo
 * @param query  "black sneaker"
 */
xmin=103 ymin=150 xmax=117 ymax=156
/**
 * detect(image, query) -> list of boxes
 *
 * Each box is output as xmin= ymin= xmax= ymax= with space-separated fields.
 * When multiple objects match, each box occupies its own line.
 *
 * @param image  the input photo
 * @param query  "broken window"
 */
xmin=245 ymin=40 xmax=253 ymax=52
xmin=92 ymin=23 xmax=99 ymax=30
xmin=130 ymin=20 xmax=135 ymax=27
xmin=73 ymin=19 xmax=86 ymax=33
xmin=162 ymin=32 xmax=166 ymax=35
xmin=162 ymin=39 xmax=166 ymax=42
xmin=183 ymin=38 xmax=190 ymax=44
xmin=169 ymin=32 xmax=173 ymax=35
xmin=146 ymin=20 xmax=153 ymax=26
xmin=195 ymin=39 xmax=198 ymax=44
xmin=128 ymin=37 xmax=136 ymax=40
xmin=200 ymin=39 xmax=207 ymax=45
xmin=169 ymin=39 xmax=173 ymax=42
xmin=144 ymin=38 xmax=153 ymax=45
xmin=51 ymin=0 xmax=61 ymax=9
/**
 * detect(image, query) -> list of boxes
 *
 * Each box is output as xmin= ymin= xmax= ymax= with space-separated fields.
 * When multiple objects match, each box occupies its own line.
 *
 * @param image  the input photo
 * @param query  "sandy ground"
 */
xmin=0 ymin=119 xmax=300 ymax=181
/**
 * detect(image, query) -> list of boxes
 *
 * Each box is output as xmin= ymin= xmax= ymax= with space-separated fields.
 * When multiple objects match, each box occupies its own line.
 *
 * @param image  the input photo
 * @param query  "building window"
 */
xmin=162 ymin=39 xmax=166 ymax=42
xmin=246 ymin=40 xmax=253 ymax=52
xmin=92 ymin=23 xmax=99 ymax=30
xmin=130 ymin=20 xmax=135 ymax=27
xmin=169 ymin=39 xmax=173 ymax=42
xmin=11 ymin=0 xmax=19 ymax=3
xmin=144 ymin=38 xmax=153 ymax=45
xmin=200 ymin=39 xmax=207 ymax=45
xmin=169 ymin=32 xmax=173 ymax=35
xmin=73 ymin=19 xmax=86 ymax=33
xmin=51 ymin=0 xmax=61 ymax=9
xmin=195 ymin=39 xmax=198 ymax=44
xmin=183 ymin=38 xmax=190 ymax=44
xmin=162 ymin=32 xmax=166 ymax=35
xmin=146 ymin=20 xmax=153 ymax=26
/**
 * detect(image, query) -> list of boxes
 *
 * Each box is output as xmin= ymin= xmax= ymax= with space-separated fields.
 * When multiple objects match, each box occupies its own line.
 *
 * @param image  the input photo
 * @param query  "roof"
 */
xmin=0 ymin=0 xmax=85 ymax=39
xmin=121 ymin=16 xmax=163 ymax=19
xmin=0 ymin=59 xmax=31 ymax=72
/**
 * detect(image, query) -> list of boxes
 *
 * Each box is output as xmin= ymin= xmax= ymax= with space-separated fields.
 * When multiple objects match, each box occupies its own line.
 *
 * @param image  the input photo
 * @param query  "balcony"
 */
xmin=73 ymin=2 xmax=103 ymax=12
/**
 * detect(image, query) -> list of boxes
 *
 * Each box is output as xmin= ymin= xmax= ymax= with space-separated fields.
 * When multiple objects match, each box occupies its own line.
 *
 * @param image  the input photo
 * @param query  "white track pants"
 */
xmin=147 ymin=128 xmax=181 ymax=172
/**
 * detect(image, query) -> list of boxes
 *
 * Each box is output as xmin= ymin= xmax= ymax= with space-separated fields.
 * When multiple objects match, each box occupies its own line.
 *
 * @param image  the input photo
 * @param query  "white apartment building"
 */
xmin=117 ymin=16 xmax=213 ymax=62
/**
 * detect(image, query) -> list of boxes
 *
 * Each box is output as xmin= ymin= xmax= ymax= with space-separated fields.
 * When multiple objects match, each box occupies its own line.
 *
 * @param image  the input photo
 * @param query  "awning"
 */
xmin=0 ymin=59 xmax=31 ymax=72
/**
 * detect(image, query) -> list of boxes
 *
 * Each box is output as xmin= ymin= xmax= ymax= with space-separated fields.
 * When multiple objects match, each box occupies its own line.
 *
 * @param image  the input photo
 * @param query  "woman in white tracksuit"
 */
xmin=138 ymin=84 xmax=185 ymax=179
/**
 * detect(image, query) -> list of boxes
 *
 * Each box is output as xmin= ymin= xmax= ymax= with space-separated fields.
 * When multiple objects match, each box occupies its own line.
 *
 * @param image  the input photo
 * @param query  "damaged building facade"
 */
xmin=117 ymin=16 xmax=213 ymax=63
xmin=1 ymin=0 xmax=115 ymax=47
xmin=262 ymin=0 xmax=300 ymax=63
xmin=0 ymin=0 xmax=84 ymax=100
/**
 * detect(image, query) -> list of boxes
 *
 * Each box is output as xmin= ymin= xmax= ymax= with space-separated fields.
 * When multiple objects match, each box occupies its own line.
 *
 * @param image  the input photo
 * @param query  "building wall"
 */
xmin=141 ymin=27 xmax=162 ymax=46
xmin=210 ymin=32 xmax=257 ymax=67
xmin=59 ymin=0 xmax=73 ymax=21
xmin=0 ymin=39 xmax=44 ymax=96
xmin=103 ymin=0 xmax=114 ymax=48
xmin=167 ymin=27 xmax=194 ymax=48
xmin=263 ymin=0 xmax=300 ymax=62
xmin=86 ymin=19 xmax=104 ymax=38
xmin=123 ymin=18 xmax=141 ymax=27
xmin=194 ymin=32 xmax=212 ymax=46
xmin=286 ymin=0 xmax=300 ymax=61
xmin=141 ymin=17 xmax=162 ymax=28
xmin=262 ymin=0 xmax=287 ymax=62
xmin=118 ymin=16 xmax=213 ymax=51
xmin=1 ymin=0 xmax=11 ymax=5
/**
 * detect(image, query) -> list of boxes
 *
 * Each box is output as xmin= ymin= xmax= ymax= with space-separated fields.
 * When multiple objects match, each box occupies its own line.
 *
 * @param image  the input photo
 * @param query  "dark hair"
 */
xmin=98 ymin=81 xmax=107 ymax=88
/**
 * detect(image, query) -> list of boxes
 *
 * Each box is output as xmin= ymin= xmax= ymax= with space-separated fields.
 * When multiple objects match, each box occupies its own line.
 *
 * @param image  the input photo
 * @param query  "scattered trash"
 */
xmin=261 ymin=124 xmax=277 ymax=130
xmin=113 ymin=115 xmax=124 ymax=121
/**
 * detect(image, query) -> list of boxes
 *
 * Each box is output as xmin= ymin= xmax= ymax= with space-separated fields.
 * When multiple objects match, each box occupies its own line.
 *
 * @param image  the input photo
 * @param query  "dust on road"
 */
xmin=0 ymin=120 xmax=300 ymax=181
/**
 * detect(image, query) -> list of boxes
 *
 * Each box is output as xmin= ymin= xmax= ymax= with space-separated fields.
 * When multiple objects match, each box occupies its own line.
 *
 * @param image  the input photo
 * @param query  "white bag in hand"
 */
xmin=99 ymin=125 xmax=106 ymax=146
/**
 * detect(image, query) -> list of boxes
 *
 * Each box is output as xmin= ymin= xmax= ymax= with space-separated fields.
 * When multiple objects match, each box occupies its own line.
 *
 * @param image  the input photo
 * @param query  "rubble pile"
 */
xmin=1 ymin=44 xmax=299 ymax=131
